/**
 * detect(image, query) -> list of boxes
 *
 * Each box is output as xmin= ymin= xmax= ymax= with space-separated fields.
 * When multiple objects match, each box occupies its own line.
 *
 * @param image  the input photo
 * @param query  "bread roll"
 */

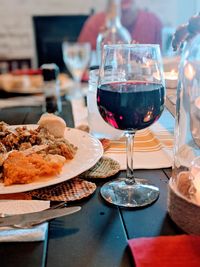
xmin=38 ymin=113 xmax=66 ymax=138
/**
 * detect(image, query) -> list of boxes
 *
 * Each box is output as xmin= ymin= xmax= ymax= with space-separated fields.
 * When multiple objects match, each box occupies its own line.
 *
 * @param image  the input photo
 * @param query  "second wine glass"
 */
xmin=97 ymin=44 xmax=165 ymax=207
xmin=62 ymin=42 xmax=91 ymax=98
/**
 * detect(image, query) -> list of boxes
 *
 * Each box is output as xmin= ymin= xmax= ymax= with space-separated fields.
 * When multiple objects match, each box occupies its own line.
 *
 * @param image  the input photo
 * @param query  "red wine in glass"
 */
xmin=98 ymin=44 xmax=165 ymax=208
xmin=97 ymin=81 xmax=165 ymax=131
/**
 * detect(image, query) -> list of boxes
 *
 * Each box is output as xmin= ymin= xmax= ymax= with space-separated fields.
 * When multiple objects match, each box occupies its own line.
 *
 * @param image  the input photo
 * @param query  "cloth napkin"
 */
xmin=0 ymin=95 xmax=44 ymax=109
xmin=0 ymin=200 xmax=49 ymax=242
xmin=104 ymin=122 xmax=173 ymax=170
xmin=128 ymin=235 xmax=200 ymax=267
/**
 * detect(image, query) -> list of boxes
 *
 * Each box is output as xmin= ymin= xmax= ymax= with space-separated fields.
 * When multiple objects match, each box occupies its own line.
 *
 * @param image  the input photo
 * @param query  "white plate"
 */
xmin=0 ymin=73 xmax=74 ymax=94
xmin=0 ymin=126 xmax=103 ymax=194
xmin=3 ymin=86 xmax=43 ymax=94
xmin=2 ymin=82 xmax=74 ymax=95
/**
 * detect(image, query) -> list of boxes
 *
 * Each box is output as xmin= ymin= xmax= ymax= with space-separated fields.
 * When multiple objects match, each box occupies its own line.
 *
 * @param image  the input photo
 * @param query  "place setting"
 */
xmin=0 ymin=65 xmax=75 ymax=111
xmin=0 ymin=107 xmax=123 ymax=241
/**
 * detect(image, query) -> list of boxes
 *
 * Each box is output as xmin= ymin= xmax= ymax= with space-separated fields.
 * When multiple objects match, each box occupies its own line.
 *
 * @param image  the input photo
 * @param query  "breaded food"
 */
xmin=0 ymin=119 xmax=77 ymax=186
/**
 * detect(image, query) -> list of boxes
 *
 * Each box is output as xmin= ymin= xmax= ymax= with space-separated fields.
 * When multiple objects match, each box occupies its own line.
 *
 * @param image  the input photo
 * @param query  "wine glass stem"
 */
xmin=126 ymin=131 xmax=136 ymax=184
xmin=73 ymin=76 xmax=82 ymax=97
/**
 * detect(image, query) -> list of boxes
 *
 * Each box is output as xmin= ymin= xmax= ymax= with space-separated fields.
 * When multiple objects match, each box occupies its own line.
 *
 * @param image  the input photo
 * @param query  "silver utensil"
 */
xmin=0 ymin=201 xmax=68 ymax=218
xmin=0 ymin=206 xmax=81 ymax=228
xmin=49 ymin=201 xmax=68 ymax=210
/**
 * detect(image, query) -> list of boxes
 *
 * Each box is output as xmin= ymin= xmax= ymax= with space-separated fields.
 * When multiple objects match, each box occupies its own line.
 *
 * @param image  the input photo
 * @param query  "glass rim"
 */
xmin=104 ymin=44 xmax=160 ymax=49
xmin=62 ymin=41 xmax=91 ymax=45
xmin=62 ymin=42 xmax=91 ymax=48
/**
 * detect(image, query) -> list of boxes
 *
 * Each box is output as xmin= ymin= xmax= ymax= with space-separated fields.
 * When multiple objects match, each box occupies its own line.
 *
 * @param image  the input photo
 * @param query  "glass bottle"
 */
xmin=96 ymin=0 xmax=131 ymax=65
xmin=41 ymin=63 xmax=62 ymax=114
xmin=173 ymin=14 xmax=200 ymax=178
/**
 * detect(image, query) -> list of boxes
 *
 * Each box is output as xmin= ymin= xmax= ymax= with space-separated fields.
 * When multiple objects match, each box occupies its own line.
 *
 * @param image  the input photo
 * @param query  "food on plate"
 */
xmin=3 ymin=151 xmax=65 ymax=186
xmin=38 ymin=113 xmax=66 ymax=138
xmin=0 ymin=72 xmax=70 ymax=92
xmin=0 ymin=120 xmax=77 ymax=186
xmin=0 ymin=74 xmax=43 ymax=91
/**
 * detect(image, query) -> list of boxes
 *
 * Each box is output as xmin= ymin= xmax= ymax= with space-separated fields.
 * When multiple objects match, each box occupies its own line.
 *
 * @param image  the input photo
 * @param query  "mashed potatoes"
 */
xmin=3 ymin=151 xmax=64 ymax=186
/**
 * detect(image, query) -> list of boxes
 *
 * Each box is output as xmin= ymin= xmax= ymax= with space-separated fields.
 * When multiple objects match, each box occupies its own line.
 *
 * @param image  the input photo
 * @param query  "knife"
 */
xmin=0 ymin=206 xmax=81 ymax=227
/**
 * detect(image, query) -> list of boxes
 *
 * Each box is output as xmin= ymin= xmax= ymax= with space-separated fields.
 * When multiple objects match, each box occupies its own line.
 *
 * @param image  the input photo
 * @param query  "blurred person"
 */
xmin=78 ymin=0 xmax=163 ymax=50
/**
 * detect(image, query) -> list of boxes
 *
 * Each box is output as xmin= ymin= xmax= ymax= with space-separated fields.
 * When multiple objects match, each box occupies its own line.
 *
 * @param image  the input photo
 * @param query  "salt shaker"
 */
xmin=41 ymin=63 xmax=62 ymax=114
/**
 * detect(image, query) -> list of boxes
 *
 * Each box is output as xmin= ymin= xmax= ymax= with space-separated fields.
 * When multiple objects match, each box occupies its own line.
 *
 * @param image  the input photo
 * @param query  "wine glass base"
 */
xmin=100 ymin=178 xmax=159 ymax=208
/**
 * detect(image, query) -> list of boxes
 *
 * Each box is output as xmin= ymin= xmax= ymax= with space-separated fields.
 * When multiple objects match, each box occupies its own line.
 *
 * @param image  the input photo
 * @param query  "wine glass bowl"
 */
xmin=97 ymin=44 xmax=165 ymax=207
xmin=97 ymin=81 xmax=165 ymax=131
xmin=62 ymin=42 xmax=91 ymax=98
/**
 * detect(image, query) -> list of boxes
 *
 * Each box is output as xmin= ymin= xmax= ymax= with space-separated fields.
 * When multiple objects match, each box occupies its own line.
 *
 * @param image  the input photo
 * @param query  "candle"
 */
xmin=184 ymin=63 xmax=196 ymax=81
xmin=190 ymin=156 xmax=200 ymax=204
xmin=164 ymin=69 xmax=178 ymax=89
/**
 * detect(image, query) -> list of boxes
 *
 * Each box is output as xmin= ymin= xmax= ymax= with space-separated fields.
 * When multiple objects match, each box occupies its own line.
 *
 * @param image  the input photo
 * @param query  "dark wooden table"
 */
xmin=0 ymin=101 xmax=182 ymax=267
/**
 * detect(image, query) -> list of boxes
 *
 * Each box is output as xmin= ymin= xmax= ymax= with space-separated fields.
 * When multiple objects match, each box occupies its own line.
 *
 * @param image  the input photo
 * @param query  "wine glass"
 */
xmin=62 ymin=42 xmax=91 ymax=98
xmin=97 ymin=44 xmax=165 ymax=207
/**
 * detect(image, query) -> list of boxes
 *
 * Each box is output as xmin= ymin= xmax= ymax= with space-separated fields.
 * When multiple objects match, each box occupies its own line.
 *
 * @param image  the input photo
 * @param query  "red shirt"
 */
xmin=78 ymin=10 xmax=163 ymax=50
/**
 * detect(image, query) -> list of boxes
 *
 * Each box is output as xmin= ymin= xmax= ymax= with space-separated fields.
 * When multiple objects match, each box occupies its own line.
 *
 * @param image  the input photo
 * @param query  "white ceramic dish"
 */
xmin=2 ymin=82 xmax=74 ymax=95
xmin=0 ymin=74 xmax=74 ymax=94
xmin=0 ymin=126 xmax=103 ymax=194
xmin=3 ymin=86 xmax=43 ymax=94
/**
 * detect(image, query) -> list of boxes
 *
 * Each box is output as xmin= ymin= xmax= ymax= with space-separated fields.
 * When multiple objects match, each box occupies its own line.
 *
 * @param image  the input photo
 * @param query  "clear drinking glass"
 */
xmin=87 ymin=68 xmax=123 ymax=139
xmin=97 ymin=44 xmax=165 ymax=207
xmin=62 ymin=42 xmax=91 ymax=98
